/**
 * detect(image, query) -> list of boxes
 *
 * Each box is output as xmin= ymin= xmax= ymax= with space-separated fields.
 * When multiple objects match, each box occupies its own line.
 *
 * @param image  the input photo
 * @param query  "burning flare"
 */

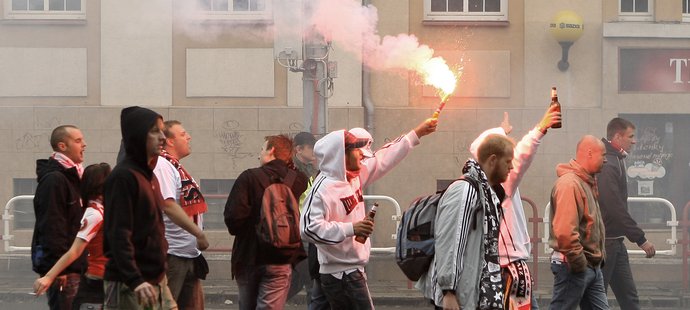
xmin=422 ymin=57 xmax=457 ymax=100
xmin=421 ymin=57 xmax=458 ymax=119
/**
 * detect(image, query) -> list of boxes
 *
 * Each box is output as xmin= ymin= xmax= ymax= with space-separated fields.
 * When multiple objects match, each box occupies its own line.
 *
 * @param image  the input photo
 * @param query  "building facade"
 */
xmin=1 ymin=0 xmax=689 ymax=284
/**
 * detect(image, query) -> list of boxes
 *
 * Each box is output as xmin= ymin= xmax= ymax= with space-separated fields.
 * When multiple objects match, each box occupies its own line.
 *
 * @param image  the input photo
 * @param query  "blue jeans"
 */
xmin=550 ymin=263 xmax=609 ymax=310
xmin=236 ymin=264 xmax=292 ymax=310
xmin=309 ymin=278 xmax=331 ymax=310
xmin=602 ymin=238 xmax=640 ymax=310
xmin=320 ymin=270 xmax=373 ymax=310
xmin=46 ymin=272 xmax=80 ymax=310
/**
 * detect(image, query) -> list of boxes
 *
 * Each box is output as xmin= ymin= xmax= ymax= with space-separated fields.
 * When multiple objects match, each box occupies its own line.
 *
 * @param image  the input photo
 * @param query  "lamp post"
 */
xmin=549 ymin=10 xmax=584 ymax=72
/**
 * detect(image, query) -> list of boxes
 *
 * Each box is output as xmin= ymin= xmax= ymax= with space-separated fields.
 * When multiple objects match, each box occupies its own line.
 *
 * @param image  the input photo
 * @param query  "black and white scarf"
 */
xmin=462 ymin=159 xmax=504 ymax=310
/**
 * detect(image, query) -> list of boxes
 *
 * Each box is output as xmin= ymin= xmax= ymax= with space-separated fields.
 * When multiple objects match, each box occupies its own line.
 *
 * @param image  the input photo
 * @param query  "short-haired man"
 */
xmin=287 ymin=131 xmax=319 ymax=303
xmin=103 ymin=106 xmax=176 ymax=309
xmin=417 ymin=134 xmax=514 ymax=310
xmin=469 ymin=106 xmax=561 ymax=310
xmin=598 ymin=117 xmax=655 ymax=310
xmin=154 ymin=120 xmax=209 ymax=309
xmin=548 ymin=135 xmax=608 ymax=309
xmin=225 ymin=134 xmax=310 ymax=310
xmin=32 ymin=125 xmax=87 ymax=310
xmin=301 ymin=119 xmax=437 ymax=310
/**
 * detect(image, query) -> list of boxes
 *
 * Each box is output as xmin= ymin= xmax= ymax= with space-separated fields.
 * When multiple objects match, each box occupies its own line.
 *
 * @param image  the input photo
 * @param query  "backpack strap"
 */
xmin=251 ymin=167 xmax=297 ymax=189
xmin=459 ymin=175 xmax=483 ymax=230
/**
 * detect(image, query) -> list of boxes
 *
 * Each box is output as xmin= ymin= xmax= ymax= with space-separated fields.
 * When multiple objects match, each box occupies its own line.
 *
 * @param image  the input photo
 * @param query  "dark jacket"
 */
xmin=31 ymin=157 xmax=84 ymax=275
xmin=224 ymin=159 xmax=308 ymax=278
xmin=103 ymin=106 xmax=168 ymax=290
xmin=598 ymin=138 xmax=647 ymax=245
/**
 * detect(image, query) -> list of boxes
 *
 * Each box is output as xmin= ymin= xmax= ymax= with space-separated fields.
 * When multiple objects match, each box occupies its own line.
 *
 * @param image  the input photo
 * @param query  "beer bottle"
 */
xmin=550 ymin=87 xmax=562 ymax=128
xmin=355 ymin=203 xmax=378 ymax=243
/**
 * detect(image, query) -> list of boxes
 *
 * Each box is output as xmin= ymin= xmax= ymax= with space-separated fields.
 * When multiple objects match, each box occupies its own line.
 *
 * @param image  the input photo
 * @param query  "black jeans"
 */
xmin=320 ymin=270 xmax=373 ymax=310
xmin=602 ymin=238 xmax=640 ymax=310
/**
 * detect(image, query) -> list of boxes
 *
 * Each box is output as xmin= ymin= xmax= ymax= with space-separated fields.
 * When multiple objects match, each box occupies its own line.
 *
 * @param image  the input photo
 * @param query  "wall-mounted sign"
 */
xmin=619 ymin=48 xmax=690 ymax=92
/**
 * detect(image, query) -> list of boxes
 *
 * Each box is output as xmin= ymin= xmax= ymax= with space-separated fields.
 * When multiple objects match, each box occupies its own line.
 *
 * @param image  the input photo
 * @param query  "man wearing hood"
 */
xmin=31 ymin=125 xmax=87 ymax=310
xmin=548 ymin=135 xmax=608 ymax=309
xmin=417 ymin=134 xmax=514 ymax=310
xmin=301 ymin=119 xmax=436 ymax=310
xmin=103 ymin=106 xmax=176 ymax=309
xmin=224 ymin=134 xmax=309 ymax=310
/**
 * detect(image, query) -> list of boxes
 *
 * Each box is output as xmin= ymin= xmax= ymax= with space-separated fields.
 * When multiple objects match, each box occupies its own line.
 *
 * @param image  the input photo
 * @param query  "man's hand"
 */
xmin=640 ymin=241 xmax=656 ymax=258
xmin=196 ymin=232 xmax=209 ymax=251
xmin=353 ymin=219 xmax=374 ymax=238
xmin=134 ymin=282 xmax=158 ymax=308
xmin=414 ymin=118 xmax=438 ymax=138
xmin=500 ymin=112 xmax=513 ymax=135
xmin=537 ymin=104 xmax=562 ymax=133
xmin=33 ymin=275 xmax=56 ymax=296
xmin=442 ymin=291 xmax=460 ymax=310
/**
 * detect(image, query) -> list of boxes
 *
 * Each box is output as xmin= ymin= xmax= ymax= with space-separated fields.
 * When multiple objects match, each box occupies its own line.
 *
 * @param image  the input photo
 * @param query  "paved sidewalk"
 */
xmin=3 ymin=254 xmax=690 ymax=309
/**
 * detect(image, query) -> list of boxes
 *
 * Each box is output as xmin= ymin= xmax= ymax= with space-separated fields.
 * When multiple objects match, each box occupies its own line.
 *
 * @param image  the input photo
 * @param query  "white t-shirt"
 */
xmin=154 ymin=157 xmax=203 ymax=258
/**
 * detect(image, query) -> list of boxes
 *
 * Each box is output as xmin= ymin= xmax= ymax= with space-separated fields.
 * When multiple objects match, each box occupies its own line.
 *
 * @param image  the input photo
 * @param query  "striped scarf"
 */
xmin=52 ymin=152 xmax=83 ymax=178
xmin=463 ymin=159 xmax=504 ymax=310
xmin=160 ymin=150 xmax=207 ymax=217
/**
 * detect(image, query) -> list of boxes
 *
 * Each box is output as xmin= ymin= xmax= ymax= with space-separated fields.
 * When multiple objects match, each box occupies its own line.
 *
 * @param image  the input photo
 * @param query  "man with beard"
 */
xmin=417 ymin=134 xmax=514 ymax=310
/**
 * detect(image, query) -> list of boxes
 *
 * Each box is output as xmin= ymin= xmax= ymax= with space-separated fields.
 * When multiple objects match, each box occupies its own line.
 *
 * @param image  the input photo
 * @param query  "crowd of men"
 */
xmin=29 ymin=104 xmax=654 ymax=310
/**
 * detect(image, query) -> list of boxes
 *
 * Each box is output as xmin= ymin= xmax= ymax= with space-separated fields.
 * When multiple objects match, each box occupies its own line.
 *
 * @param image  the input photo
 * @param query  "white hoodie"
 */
xmin=470 ymin=126 xmax=545 ymax=265
xmin=301 ymin=129 xmax=420 ymax=274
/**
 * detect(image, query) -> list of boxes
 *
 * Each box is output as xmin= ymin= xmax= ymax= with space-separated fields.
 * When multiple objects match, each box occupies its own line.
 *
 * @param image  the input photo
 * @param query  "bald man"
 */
xmin=548 ymin=135 xmax=609 ymax=310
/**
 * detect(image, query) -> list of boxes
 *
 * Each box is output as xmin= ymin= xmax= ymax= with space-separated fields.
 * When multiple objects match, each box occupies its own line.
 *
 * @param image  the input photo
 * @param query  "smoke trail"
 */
xmin=173 ymin=0 xmax=456 ymax=93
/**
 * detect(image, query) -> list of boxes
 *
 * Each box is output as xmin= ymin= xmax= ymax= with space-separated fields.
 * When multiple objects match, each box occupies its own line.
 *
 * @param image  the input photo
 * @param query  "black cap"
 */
xmin=344 ymin=131 xmax=369 ymax=150
xmin=294 ymin=132 xmax=317 ymax=147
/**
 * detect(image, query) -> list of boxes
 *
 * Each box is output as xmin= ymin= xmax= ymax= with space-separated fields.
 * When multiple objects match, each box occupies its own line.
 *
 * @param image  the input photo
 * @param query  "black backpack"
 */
xmin=395 ymin=176 xmax=480 ymax=281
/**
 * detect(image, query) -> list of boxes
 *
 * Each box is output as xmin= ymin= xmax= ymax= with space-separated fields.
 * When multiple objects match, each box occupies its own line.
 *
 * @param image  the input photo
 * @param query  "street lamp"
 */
xmin=549 ymin=10 xmax=584 ymax=72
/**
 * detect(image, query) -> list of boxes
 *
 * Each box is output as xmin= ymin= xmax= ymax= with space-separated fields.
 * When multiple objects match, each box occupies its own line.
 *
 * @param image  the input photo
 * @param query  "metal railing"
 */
xmin=542 ymin=197 xmax=678 ymax=256
xmin=2 ymin=195 xmax=33 ymax=253
xmin=364 ymin=195 xmax=402 ymax=255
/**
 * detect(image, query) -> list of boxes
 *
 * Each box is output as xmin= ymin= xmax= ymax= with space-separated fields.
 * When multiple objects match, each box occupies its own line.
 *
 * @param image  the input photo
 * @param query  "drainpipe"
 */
xmin=361 ymin=0 xmax=375 ymax=196
xmin=361 ymin=0 xmax=375 ymax=140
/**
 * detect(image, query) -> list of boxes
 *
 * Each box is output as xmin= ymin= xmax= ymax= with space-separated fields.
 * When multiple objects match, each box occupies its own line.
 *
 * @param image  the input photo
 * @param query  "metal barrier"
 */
xmin=2 ymin=195 xmax=33 ymax=253
xmin=542 ymin=197 xmax=678 ymax=256
xmin=521 ymin=196 xmax=542 ymax=291
xmin=682 ymin=200 xmax=690 ymax=290
xmin=364 ymin=195 xmax=402 ymax=255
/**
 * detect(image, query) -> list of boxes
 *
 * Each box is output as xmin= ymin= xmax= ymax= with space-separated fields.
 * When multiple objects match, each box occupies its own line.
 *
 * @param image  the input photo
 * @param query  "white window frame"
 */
xmin=683 ymin=0 xmax=690 ymax=23
xmin=618 ymin=0 xmax=653 ymax=22
xmin=201 ymin=0 xmax=272 ymax=21
xmin=423 ymin=0 xmax=508 ymax=22
xmin=3 ymin=0 xmax=85 ymax=20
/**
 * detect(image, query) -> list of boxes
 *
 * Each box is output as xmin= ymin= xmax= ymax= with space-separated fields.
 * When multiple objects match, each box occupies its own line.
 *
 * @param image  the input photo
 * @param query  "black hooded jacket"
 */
xmin=103 ymin=106 xmax=168 ymax=290
xmin=31 ymin=157 xmax=84 ymax=275
xmin=224 ymin=159 xmax=308 ymax=278
xmin=597 ymin=138 xmax=647 ymax=245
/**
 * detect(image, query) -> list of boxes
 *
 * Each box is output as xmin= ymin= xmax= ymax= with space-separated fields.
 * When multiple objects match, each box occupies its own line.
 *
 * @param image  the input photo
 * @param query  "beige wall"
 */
xmin=2 ymin=1 xmax=690 ymax=286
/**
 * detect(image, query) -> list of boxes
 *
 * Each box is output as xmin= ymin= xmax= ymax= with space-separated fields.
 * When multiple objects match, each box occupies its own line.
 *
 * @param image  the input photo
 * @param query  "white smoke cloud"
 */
xmin=172 ymin=0 xmax=453 ymax=82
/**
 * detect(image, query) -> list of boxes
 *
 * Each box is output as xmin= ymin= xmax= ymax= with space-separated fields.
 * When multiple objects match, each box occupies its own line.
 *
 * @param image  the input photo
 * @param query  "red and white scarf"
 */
xmin=160 ymin=150 xmax=207 ymax=217
xmin=52 ymin=152 xmax=83 ymax=178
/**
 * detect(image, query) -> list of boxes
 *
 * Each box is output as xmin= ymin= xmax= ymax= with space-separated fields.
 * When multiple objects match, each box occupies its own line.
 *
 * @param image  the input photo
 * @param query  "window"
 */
xmin=4 ymin=0 xmax=85 ymax=20
xmin=424 ymin=0 xmax=508 ymax=22
xmin=619 ymin=0 xmax=653 ymax=21
xmin=12 ymin=178 xmax=37 ymax=230
xmin=200 ymin=0 xmax=272 ymax=21
xmin=200 ymin=179 xmax=235 ymax=230
xmin=683 ymin=0 xmax=690 ymax=22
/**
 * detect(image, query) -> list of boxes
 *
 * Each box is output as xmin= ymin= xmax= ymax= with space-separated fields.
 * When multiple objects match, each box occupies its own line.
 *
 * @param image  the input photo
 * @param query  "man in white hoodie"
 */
xmin=469 ymin=106 xmax=560 ymax=310
xmin=301 ymin=119 xmax=436 ymax=310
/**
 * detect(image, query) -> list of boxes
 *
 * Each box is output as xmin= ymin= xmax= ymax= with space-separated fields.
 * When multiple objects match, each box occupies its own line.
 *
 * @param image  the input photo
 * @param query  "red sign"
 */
xmin=619 ymin=48 xmax=690 ymax=92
